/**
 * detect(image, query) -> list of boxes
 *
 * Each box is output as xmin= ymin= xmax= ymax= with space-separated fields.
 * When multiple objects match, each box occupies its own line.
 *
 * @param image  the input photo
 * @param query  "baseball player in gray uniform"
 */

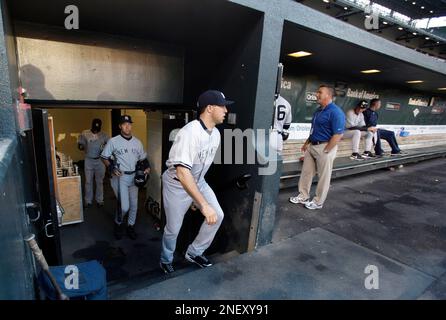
xmin=270 ymin=94 xmax=292 ymax=154
xmin=78 ymin=118 xmax=109 ymax=208
xmin=159 ymin=90 xmax=234 ymax=274
xmin=101 ymin=115 xmax=150 ymax=240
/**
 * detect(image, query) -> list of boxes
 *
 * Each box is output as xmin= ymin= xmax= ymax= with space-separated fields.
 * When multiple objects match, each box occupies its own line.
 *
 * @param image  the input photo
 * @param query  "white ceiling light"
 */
xmin=288 ymin=51 xmax=313 ymax=58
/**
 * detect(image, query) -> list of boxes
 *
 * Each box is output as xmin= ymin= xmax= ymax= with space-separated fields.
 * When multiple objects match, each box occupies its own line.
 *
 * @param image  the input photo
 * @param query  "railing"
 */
xmin=328 ymin=0 xmax=446 ymax=44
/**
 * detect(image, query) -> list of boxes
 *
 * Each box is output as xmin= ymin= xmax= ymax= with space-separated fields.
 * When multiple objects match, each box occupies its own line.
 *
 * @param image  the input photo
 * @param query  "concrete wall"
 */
xmin=15 ymin=22 xmax=184 ymax=103
xmin=0 ymin=0 xmax=35 ymax=299
xmin=145 ymin=111 xmax=163 ymax=209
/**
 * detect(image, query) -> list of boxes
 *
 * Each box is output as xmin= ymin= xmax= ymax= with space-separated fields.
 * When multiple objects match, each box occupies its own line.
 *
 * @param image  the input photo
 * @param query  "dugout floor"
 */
xmin=119 ymin=157 xmax=446 ymax=299
xmin=59 ymin=176 xmax=164 ymax=283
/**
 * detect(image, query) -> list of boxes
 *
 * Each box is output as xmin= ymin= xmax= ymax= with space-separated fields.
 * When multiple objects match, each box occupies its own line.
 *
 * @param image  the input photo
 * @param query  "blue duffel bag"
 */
xmin=37 ymin=260 xmax=107 ymax=300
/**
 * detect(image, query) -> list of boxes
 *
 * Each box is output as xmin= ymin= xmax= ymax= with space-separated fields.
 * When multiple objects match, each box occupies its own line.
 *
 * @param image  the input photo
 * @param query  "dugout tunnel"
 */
xmin=4 ymin=0 xmax=278 ymax=289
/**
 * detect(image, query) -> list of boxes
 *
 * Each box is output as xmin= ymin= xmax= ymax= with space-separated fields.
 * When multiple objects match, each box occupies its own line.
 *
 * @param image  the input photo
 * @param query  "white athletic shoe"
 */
xmin=289 ymin=194 xmax=310 ymax=205
xmin=304 ymin=201 xmax=323 ymax=210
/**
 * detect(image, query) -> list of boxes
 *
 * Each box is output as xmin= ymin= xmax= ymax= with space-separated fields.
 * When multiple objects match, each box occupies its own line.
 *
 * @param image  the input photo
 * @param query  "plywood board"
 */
xmin=58 ymin=176 xmax=83 ymax=225
xmin=48 ymin=117 xmax=59 ymax=200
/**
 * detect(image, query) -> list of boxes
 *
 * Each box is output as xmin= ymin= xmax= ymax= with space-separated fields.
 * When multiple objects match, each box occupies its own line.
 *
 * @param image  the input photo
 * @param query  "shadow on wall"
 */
xmin=20 ymin=64 xmax=54 ymax=100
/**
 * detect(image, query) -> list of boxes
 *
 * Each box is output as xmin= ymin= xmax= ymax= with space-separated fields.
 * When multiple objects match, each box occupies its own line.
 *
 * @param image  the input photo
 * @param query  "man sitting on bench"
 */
xmin=343 ymin=100 xmax=376 ymax=160
xmin=364 ymin=99 xmax=405 ymax=157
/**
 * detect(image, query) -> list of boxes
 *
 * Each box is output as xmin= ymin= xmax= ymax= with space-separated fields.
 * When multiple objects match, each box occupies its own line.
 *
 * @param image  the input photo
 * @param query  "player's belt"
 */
xmin=87 ymin=157 xmax=100 ymax=159
xmin=310 ymin=141 xmax=328 ymax=145
xmin=123 ymin=171 xmax=135 ymax=174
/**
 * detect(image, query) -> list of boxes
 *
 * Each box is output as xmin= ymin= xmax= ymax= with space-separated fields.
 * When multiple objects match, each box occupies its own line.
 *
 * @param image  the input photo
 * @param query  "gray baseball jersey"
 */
xmin=101 ymin=134 xmax=147 ymax=224
xmin=101 ymin=135 xmax=147 ymax=172
xmin=78 ymin=130 xmax=109 ymax=158
xmin=345 ymin=109 xmax=366 ymax=129
xmin=273 ymin=95 xmax=292 ymax=132
xmin=161 ymin=118 xmax=223 ymax=264
xmin=165 ymin=119 xmax=220 ymax=183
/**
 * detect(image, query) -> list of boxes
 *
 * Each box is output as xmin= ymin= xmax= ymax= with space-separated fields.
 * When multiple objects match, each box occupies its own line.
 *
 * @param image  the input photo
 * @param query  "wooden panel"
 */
xmin=47 ymin=117 xmax=58 ymax=200
xmin=58 ymin=176 xmax=83 ymax=225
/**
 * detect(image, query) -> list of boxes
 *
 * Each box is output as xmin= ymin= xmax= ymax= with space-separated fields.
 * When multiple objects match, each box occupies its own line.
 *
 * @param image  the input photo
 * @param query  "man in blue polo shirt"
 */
xmin=289 ymin=84 xmax=345 ymax=210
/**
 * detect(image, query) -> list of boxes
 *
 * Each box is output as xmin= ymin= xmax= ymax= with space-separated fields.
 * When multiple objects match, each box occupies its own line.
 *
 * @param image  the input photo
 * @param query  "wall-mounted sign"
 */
xmin=346 ymin=88 xmax=379 ymax=100
xmin=386 ymin=102 xmax=401 ymax=111
xmin=408 ymin=97 xmax=429 ymax=107
xmin=335 ymin=81 xmax=348 ymax=97
xmin=431 ymin=106 xmax=445 ymax=114
xmin=305 ymin=92 xmax=318 ymax=103
xmin=281 ymin=80 xmax=292 ymax=90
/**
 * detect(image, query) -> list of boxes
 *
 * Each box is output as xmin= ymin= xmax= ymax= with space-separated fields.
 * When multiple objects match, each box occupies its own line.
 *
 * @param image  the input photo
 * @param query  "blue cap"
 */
xmin=119 ymin=115 xmax=133 ymax=124
xmin=197 ymin=90 xmax=234 ymax=109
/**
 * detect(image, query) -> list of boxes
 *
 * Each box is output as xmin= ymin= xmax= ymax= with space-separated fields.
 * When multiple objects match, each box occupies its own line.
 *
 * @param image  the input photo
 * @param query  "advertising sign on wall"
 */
xmin=408 ymin=97 xmax=430 ymax=107
xmin=386 ymin=102 xmax=401 ymax=111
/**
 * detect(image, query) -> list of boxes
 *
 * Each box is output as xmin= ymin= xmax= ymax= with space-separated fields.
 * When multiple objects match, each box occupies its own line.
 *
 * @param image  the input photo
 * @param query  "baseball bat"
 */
xmin=24 ymin=234 xmax=69 ymax=300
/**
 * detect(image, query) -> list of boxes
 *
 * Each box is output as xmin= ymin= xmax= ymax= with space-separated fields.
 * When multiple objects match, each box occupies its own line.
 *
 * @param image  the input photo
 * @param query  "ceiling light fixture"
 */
xmin=288 ymin=51 xmax=313 ymax=58
xmin=361 ymin=69 xmax=381 ymax=74
xmin=406 ymin=80 xmax=424 ymax=84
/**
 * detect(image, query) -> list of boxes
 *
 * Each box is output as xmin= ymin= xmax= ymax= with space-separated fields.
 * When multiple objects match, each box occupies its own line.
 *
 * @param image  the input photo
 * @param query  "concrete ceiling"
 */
xmin=7 ymin=0 xmax=261 ymax=53
xmin=281 ymin=21 xmax=446 ymax=94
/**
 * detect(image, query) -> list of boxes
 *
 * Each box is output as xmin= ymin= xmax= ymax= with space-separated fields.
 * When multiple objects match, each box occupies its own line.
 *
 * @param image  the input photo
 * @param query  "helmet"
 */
xmin=134 ymin=160 xmax=149 ymax=188
xmin=134 ymin=170 xmax=148 ymax=188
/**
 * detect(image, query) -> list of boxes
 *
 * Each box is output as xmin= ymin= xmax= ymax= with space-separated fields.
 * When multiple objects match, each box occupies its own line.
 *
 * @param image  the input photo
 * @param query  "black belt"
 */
xmin=87 ymin=157 xmax=100 ymax=160
xmin=123 ymin=171 xmax=135 ymax=175
xmin=310 ymin=141 xmax=328 ymax=145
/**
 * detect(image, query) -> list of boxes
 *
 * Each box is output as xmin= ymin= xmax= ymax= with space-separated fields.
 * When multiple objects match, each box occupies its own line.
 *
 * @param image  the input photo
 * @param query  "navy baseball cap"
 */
xmin=92 ymin=118 xmax=102 ymax=129
xmin=119 ymin=115 xmax=133 ymax=124
xmin=197 ymin=90 xmax=234 ymax=109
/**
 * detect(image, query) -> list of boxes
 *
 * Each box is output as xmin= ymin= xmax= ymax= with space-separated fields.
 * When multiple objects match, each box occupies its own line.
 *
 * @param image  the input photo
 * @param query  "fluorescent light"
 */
xmin=361 ymin=69 xmax=381 ymax=74
xmin=288 ymin=51 xmax=313 ymax=58
xmin=406 ymin=80 xmax=424 ymax=84
xmin=437 ymin=87 xmax=446 ymax=90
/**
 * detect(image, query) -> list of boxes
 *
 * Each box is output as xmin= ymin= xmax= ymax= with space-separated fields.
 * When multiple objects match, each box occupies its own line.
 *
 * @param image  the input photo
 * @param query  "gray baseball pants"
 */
xmin=160 ymin=172 xmax=224 ymax=264
xmin=84 ymin=157 xmax=106 ymax=204
xmin=111 ymin=174 xmax=138 ymax=226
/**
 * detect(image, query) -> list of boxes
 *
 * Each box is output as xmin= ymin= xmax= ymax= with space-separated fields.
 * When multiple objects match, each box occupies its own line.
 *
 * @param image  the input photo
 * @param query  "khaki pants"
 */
xmin=298 ymin=143 xmax=338 ymax=206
